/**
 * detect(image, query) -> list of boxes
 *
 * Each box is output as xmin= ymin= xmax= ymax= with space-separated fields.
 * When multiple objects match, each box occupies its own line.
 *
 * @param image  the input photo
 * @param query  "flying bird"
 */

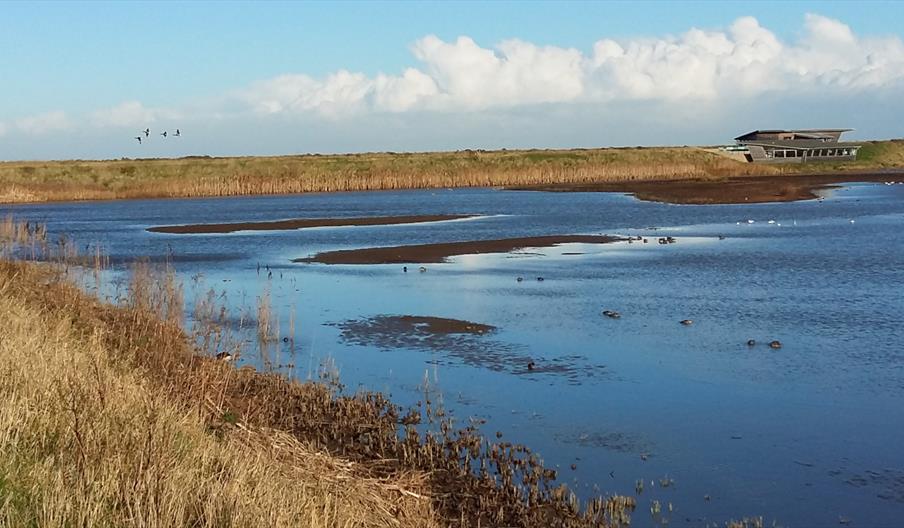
xmin=143 ymin=128 xmax=150 ymax=138
xmin=173 ymin=129 xmax=181 ymax=137
xmin=134 ymin=136 xmax=142 ymax=144
xmin=160 ymin=131 xmax=167 ymax=138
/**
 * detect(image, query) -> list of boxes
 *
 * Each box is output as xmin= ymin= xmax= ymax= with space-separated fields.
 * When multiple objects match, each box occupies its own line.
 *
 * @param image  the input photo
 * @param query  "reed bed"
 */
xmin=0 ymin=261 xmax=438 ymax=528
xmin=5 ymin=141 xmax=903 ymax=204
xmin=0 ymin=221 xmax=639 ymax=526
xmin=0 ymin=145 xmax=813 ymax=204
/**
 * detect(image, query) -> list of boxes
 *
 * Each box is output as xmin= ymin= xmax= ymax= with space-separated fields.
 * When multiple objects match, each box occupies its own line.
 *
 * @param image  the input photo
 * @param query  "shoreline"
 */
xmin=2 ymin=141 xmax=902 ymax=206
xmin=0 ymin=235 xmax=638 ymax=526
xmin=294 ymin=234 xmax=624 ymax=264
xmin=506 ymin=170 xmax=904 ymax=204
xmin=4 ymin=169 xmax=902 ymax=208
xmin=148 ymin=214 xmax=479 ymax=234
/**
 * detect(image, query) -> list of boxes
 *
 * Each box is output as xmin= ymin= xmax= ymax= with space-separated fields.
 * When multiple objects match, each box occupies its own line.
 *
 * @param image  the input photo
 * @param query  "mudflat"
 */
xmin=294 ymin=235 xmax=622 ymax=264
xmin=337 ymin=315 xmax=496 ymax=337
xmin=507 ymin=172 xmax=903 ymax=204
xmin=147 ymin=214 xmax=477 ymax=234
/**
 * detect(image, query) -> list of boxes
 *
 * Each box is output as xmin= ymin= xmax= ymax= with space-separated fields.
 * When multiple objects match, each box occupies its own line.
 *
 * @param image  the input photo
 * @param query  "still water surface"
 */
xmin=7 ymin=183 xmax=904 ymax=527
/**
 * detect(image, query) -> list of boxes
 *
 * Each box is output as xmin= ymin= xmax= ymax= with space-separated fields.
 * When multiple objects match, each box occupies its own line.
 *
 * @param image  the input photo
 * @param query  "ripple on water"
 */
xmin=839 ymin=467 xmax=904 ymax=503
xmin=330 ymin=314 xmax=607 ymax=384
xmin=555 ymin=430 xmax=654 ymax=455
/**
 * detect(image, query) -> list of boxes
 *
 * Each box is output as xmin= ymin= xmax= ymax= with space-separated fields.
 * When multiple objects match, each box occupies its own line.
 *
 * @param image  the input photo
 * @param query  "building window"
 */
xmin=775 ymin=150 xmax=784 ymax=158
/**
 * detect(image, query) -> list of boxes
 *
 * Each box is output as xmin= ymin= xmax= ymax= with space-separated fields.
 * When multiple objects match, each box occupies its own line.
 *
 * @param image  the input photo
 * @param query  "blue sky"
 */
xmin=1 ymin=1 xmax=903 ymax=160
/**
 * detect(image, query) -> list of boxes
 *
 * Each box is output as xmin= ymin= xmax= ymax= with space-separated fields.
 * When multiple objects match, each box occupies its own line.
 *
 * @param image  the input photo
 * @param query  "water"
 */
xmin=6 ymin=182 xmax=904 ymax=527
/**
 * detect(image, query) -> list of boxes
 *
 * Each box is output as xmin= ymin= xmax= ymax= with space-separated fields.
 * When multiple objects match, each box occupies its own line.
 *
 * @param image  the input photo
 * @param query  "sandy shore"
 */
xmin=294 ymin=235 xmax=622 ymax=264
xmin=148 ymin=214 xmax=478 ymax=234
xmin=506 ymin=171 xmax=904 ymax=204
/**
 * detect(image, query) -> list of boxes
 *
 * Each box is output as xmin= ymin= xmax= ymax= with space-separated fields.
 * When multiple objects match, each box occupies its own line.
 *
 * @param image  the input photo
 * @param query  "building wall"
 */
xmin=743 ymin=144 xmax=859 ymax=163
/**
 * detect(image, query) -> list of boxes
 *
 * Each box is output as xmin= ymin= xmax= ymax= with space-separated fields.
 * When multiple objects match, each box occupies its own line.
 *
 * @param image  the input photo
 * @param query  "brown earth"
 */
xmin=148 ymin=214 xmax=478 ymax=234
xmin=506 ymin=171 xmax=904 ymax=204
xmin=294 ymin=235 xmax=623 ymax=264
xmin=332 ymin=315 xmax=608 ymax=382
xmin=373 ymin=315 xmax=496 ymax=335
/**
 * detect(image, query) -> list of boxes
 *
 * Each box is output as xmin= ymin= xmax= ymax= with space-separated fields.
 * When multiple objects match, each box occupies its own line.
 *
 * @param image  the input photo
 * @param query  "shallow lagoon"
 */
xmin=7 ymin=182 xmax=904 ymax=527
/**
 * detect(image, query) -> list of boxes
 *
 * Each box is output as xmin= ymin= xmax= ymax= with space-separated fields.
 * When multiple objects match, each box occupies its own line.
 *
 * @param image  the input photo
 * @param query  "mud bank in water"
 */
xmin=330 ymin=315 xmax=607 ymax=382
xmin=148 ymin=214 xmax=478 ymax=234
xmin=507 ymin=172 xmax=903 ymax=204
xmin=294 ymin=235 xmax=623 ymax=264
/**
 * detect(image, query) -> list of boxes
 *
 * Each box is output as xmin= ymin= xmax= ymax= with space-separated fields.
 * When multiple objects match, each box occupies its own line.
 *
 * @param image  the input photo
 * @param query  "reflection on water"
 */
xmin=332 ymin=314 xmax=607 ymax=384
xmin=5 ymin=181 xmax=904 ymax=527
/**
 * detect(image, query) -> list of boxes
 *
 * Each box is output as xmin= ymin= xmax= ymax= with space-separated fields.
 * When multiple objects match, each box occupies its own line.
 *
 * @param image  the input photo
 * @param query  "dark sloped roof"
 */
xmin=734 ymin=129 xmax=853 ymax=141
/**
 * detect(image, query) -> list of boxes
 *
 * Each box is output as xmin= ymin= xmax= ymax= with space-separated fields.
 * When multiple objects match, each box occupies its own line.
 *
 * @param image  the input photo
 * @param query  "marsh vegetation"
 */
xmin=3 ymin=141 xmax=902 ymax=204
xmin=0 ymin=218 xmax=639 ymax=527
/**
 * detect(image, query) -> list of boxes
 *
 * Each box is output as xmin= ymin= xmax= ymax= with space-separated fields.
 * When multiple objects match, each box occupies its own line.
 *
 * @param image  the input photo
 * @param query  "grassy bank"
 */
xmin=0 ymin=260 xmax=440 ymax=527
xmin=2 ymin=141 xmax=901 ymax=204
xmin=0 ymin=220 xmax=639 ymax=527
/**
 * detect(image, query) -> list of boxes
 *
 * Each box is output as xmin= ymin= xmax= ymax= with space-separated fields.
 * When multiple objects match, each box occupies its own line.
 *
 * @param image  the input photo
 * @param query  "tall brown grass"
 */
xmin=0 ymin=221 xmax=639 ymax=526
xmin=0 ymin=146 xmax=789 ymax=204
xmin=0 ymin=262 xmax=438 ymax=527
xmin=5 ymin=141 xmax=903 ymax=205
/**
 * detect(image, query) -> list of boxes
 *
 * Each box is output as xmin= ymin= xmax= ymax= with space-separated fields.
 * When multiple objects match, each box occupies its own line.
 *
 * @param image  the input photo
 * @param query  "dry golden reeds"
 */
xmin=0 ymin=218 xmax=644 ymax=526
xmin=5 ymin=140 xmax=903 ymax=204
xmin=0 ymin=262 xmax=438 ymax=528
xmin=0 ymin=143 xmax=846 ymax=204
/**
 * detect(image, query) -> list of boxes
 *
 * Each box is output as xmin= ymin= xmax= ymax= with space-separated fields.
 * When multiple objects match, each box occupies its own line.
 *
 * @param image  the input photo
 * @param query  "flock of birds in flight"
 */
xmin=133 ymin=128 xmax=181 ymax=144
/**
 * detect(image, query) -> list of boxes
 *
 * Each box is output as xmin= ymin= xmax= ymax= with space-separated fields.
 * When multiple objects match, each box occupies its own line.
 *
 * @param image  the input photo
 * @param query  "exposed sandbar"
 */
xmin=337 ymin=315 xmax=496 ymax=338
xmin=332 ymin=315 xmax=607 ymax=381
xmin=294 ymin=235 xmax=622 ymax=264
xmin=507 ymin=172 xmax=901 ymax=205
xmin=148 ymin=214 xmax=478 ymax=234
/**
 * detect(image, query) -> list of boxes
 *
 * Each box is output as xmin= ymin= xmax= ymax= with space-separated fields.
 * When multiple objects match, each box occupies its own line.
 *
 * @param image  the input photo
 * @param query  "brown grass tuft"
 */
xmin=0 ymin=261 xmax=437 ymax=527
xmin=0 ymin=228 xmax=639 ymax=526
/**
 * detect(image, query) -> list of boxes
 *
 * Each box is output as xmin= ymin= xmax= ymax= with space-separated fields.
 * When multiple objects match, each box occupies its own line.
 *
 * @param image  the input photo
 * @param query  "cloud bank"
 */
xmin=89 ymin=101 xmax=182 ymax=128
xmin=234 ymin=13 xmax=904 ymax=117
xmin=15 ymin=111 xmax=72 ymax=136
xmin=3 ymin=13 xmax=902 ymax=159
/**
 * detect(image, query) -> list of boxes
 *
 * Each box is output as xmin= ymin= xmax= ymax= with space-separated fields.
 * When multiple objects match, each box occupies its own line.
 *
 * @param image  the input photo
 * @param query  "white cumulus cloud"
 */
xmin=411 ymin=36 xmax=585 ymax=109
xmin=16 ymin=111 xmax=72 ymax=135
xmin=90 ymin=101 xmax=181 ymax=128
xmin=229 ymin=13 xmax=904 ymax=118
